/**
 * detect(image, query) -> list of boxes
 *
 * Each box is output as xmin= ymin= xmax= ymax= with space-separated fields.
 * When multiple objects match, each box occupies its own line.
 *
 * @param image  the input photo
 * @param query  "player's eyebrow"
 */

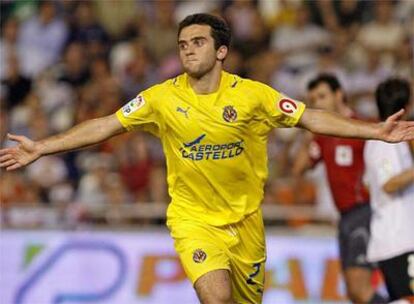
xmin=178 ymin=36 xmax=207 ymax=44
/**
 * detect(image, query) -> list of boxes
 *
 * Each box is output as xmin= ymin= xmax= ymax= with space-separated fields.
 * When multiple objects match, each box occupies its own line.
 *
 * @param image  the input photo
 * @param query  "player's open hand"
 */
xmin=0 ymin=134 xmax=42 ymax=170
xmin=379 ymin=109 xmax=414 ymax=143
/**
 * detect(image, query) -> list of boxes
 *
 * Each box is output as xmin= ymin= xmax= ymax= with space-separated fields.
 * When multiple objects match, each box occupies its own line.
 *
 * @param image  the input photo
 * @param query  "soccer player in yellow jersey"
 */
xmin=1 ymin=14 xmax=414 ymax=304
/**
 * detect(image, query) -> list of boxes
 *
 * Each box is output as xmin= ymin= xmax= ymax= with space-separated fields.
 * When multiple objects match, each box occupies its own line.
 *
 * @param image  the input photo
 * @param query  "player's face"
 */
xmin=178 ymin=24 xmax=222 ymax=78
xmin=308 ymin=83 xmax=338 ymax=112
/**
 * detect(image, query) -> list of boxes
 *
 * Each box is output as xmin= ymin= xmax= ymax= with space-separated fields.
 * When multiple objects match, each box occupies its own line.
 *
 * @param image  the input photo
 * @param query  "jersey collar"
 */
xmin=178 ymin=71 xmax=236 ymax=93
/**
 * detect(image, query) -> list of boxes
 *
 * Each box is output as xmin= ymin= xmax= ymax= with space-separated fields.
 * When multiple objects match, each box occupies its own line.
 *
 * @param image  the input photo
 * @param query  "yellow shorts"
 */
xmin=167 ymin=209 xmax=266 ymax=304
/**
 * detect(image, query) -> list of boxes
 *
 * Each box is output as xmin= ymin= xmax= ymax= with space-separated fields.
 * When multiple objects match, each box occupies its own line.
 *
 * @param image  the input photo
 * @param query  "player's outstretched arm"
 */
xmin=0 ymin=114 xmax=126 ymax=171
xmin=297 ymin=108 xmax=414 ymax=142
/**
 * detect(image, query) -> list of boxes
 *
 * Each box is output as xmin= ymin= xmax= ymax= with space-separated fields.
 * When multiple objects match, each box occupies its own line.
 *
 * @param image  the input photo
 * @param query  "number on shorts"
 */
xmin=246 ymin=263 xmax=261 ymax=285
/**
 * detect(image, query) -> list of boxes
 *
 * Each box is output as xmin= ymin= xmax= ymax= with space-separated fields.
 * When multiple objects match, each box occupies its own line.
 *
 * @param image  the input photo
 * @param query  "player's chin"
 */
xmin=184 ymin=66 xmax=205 ymax=78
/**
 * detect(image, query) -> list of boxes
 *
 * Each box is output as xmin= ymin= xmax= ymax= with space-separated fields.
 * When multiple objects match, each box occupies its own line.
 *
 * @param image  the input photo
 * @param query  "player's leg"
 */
xmin=378 ymin=251 xmax=414 ymax=302
xmin=230 ymin=259 xmax=265 ymax=303
xmin=194 ymin=269 xmax=235 ymax=304
xmin=343 ymin=267 xmax=379 ymax=303
xmin=227 ymin=209 xmax=266 ymax=304
xmin=338 ymin=205 xmax=387 ymax=303
xmin=168 ymin=219 xmax=236 ymax=302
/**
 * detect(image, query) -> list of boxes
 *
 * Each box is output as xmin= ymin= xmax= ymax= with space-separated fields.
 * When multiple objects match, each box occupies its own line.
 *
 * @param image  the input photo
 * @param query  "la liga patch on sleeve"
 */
xmin=122 ymin=95 xmax=146 ymax=116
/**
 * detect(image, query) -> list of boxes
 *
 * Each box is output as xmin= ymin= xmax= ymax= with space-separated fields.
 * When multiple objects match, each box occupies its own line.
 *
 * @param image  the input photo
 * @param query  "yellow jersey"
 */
xmin=116 ymin=71 xmax=305 ymax=226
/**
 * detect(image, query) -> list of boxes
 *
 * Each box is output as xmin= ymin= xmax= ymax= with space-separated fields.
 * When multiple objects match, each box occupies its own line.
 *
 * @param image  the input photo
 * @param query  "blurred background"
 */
xmin=0 ymin=0 xmax=412 ymax=303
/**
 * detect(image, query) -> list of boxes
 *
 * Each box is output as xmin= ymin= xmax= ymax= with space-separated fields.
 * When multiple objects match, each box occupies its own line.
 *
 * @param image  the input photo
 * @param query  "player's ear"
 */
xmin=216 ymin=45 xmax=228 ymax=61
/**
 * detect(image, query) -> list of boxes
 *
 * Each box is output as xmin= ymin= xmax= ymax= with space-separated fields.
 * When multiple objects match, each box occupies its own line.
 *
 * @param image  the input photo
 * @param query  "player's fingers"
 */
xmin=7 ymin=162 xmax=22 ymax=171
xmin=7 ymin=133 xmax=26 ymax=143
xmin=0 ymin=148 xmax=14 ymax=155
xmin=0 ymin=155 xmax=16 ymax=164
xmin=1 ymin=159 xmax=17 ymax=168
xmin=387 ymin=109 xmax=405 ymax=122
xmin=0 ymin=154 xmax=13 ymax=162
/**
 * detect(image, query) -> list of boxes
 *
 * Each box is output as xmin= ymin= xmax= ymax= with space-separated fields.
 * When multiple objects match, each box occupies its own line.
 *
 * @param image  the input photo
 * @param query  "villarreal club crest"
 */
xmin=223 ymin=105 xmax=237 ymax=122
xmin=193 ymin=249 xmax=207 ymax=263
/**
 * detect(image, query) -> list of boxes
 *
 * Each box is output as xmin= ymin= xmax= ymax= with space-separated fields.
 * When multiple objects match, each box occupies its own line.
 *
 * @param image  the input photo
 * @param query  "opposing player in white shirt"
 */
xmin=364 ymin=78 xmax=414 ymax=302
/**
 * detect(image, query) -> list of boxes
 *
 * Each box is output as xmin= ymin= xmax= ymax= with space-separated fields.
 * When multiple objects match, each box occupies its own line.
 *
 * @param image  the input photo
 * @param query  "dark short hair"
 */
xmin=375 ymin=78 xmax=411 ymax=120
xmin=178 ymin=13 xmax=231 ymax=50
xmin=307 ymin=73 xmax=342 ymax=92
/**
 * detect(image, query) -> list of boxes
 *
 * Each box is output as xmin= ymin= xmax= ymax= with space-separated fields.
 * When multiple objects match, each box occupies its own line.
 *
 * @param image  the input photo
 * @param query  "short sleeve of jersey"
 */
xmin=115 ymin=86 xmax=161 ymax=137
xmin=257 ymin=82 xmax=306 ymax=128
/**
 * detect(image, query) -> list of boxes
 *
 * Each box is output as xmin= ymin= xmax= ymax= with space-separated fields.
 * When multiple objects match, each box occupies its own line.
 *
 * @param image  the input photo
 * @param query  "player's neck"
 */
xmin=188 ymin=64 xmax=222 ymax=95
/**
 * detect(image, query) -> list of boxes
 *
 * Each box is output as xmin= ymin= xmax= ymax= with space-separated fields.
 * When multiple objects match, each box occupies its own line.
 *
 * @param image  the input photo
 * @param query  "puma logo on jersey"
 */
xmin=177 ymin=106 xmax=190 ymax=118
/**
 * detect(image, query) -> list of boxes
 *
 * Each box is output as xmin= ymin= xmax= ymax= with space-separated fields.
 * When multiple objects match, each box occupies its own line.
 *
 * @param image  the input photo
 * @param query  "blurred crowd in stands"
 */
xmin=0 ymin=0 xmax=413 ymax=227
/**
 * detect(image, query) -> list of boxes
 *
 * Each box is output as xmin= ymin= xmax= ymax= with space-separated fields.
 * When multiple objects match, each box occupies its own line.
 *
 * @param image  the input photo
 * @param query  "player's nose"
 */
xmin=184 ymin=44 xmax=196 ymax=55
xmin=185 ymin=48 xmax=195 ymax=57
